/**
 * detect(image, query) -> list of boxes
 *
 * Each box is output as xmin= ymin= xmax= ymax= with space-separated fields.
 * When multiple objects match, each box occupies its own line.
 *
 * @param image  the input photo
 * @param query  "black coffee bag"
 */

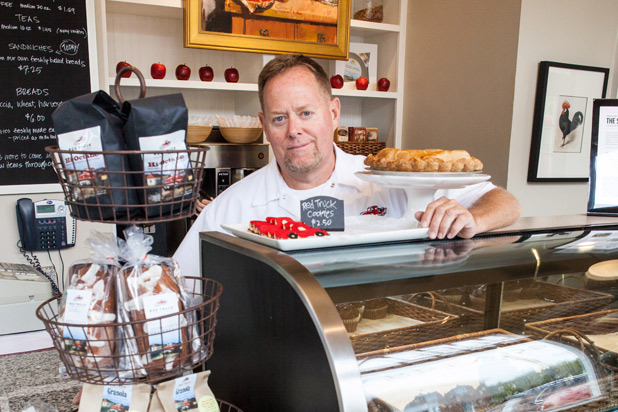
xmin=52 ymin=91 xmax=138 ymax=220
xmin=122 ymin=93 xmax=194 ymax=219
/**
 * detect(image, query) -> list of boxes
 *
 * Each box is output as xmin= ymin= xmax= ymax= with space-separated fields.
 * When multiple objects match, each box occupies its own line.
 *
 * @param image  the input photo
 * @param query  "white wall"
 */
xmin=404 ymin=0 xmax=521 ymax=189
xmin=508 ymin=0 xmax=618 ymax=216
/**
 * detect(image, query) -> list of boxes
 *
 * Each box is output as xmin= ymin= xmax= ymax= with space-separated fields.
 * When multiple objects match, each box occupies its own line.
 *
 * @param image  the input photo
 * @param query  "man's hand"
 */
xmin=414 ymin=187 xmax=521 ymax=239
xmin=414 ymin=197 xmax=476 ymax=239
xmin=195 ymin=196 xmax=213 ymax=213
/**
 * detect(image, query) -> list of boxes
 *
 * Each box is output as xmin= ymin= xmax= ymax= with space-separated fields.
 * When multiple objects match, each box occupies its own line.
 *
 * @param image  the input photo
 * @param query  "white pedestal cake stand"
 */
xmin=355 ymin=170 xmax=492 ymax=220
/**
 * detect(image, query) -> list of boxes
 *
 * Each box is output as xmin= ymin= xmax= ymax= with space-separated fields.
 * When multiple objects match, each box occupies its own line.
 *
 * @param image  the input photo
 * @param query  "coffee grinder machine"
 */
xmin=200 ymin=143 xmax=270 ymax=199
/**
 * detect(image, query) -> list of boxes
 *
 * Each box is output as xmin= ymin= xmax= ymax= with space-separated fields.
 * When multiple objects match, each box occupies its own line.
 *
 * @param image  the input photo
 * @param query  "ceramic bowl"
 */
xmin=186 ymin=125 xmax=213 ymax=143
xmin=220 ymin=127 xmax=263 ymax=144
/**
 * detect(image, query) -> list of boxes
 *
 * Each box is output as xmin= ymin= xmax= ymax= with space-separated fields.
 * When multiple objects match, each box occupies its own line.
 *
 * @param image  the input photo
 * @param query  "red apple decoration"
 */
xmin=175 ymin=64 xmax=191 ymax=80
xmin=150 ymin=62 xmax=166 ymax=79
xmin=224 ymin=67 xmax=239 ymax=83
xmin=199 ymin=65 xmax=214 ymax=82
xmin=116 ymin=61 xmax=132 ymax=78
xmin=355 ymin=76 xmax=369 ymax=90
xmin=330 ymin=74 xmax=344 ymax=89
xmin=377 ymin=77 xmax=390 ymax=92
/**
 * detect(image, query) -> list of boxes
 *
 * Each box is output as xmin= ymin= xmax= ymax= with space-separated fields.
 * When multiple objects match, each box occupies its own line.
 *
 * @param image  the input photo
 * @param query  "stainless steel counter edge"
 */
xmin=489 ymin=214 xmax=618 ymax=235
xmin=199 ymin=231 xmax=368 ymax=412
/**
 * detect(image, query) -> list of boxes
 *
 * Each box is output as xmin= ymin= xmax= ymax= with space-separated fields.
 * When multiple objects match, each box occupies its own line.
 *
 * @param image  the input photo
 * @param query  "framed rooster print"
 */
xmin=183 ymin=0 xmax=351 ymax=59
xmin=528 ymin=61 xmax=609 ymax=182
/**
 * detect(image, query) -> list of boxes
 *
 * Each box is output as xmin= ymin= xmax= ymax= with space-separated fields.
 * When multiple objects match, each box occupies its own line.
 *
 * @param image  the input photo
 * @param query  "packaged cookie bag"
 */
xmin=59 ymin=231 xmax=120 ymax=372
xmin=118 ymin=226 xmax=199 ymax=377
xmin=78 ymin=382 xmax=152 ymax=412
xmin=150 ymin=371 xmax=219 ymax=412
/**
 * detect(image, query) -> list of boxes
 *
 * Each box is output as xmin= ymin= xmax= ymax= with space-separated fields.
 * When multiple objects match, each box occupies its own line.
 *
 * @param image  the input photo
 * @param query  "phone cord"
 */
xmin=19 ymin=243 xmax=61 ymax=296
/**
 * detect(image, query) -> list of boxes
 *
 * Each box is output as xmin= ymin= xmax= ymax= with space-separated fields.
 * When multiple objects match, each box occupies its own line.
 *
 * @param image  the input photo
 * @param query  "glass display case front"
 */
xmin=200 ymin=224 xmax=618 ymax=412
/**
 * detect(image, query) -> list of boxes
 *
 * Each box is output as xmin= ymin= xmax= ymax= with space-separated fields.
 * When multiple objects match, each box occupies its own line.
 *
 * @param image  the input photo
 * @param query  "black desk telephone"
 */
xmin=16 ymin=198 xmax=76 ymax=251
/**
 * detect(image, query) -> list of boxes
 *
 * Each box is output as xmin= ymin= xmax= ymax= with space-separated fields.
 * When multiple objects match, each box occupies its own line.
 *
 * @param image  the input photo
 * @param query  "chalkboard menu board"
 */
xmin=0 ymin=0 xmax=91 ymax=187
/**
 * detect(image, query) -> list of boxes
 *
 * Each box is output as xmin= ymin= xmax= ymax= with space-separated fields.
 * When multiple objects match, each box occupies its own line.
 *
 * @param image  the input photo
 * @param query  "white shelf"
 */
xmin=110 ymin=77 xmax=259 ymax=91
xmin=350 ymin=20 xmax=401 ymax=35
xmin=111 ymin=77 xmax=399 ymax=99
xmin=334 ymin=89 xmax=400 ymax=99
xmin=101 ymin=0 xmax=407 ymax=146
xmin=106 ymin=0 xmax=183 ymax=18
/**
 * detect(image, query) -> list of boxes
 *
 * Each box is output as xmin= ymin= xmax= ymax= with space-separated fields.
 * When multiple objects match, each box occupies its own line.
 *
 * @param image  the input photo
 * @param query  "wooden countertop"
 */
xmin=489 ymin=214 xmax=618 ymax=235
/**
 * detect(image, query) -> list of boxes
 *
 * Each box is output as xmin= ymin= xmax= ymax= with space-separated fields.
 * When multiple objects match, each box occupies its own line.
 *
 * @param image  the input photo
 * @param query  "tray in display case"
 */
xmin=525 ymin=309 xmax=618 ymax=355
xmin=357 ymin=329 xmax=606 ymax=412
xmin=402 ymin=281 xmax=614 ymax=332
xmin=346 ymin=298 xmax=459 ymax=354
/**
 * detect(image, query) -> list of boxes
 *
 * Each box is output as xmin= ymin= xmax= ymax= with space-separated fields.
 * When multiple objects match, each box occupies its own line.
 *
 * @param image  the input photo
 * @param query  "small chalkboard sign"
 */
xmin=300 ymin=195 xmax=344 ymax=231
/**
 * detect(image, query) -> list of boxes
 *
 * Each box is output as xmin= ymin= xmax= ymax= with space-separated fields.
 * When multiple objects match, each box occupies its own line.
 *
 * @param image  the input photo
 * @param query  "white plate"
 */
xmin=221 ymin=217 xmax=429 ymax=251
xmin=356 ymin=170 xmax=491 ymax=189
xmin=586 ymin=260 xmax=618 ymax=281
xmin=368 ymin=170 xmax=485 ymax=177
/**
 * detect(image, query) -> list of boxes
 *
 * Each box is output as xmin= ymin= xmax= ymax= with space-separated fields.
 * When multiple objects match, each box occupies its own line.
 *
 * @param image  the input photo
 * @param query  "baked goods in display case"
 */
xmin=336 ymin=304 xmax=362 ymax=332
xmin=362 ymin=298 xmax=388 ymax=319
xmin=364 ymin=148 xmax=483 ymax=172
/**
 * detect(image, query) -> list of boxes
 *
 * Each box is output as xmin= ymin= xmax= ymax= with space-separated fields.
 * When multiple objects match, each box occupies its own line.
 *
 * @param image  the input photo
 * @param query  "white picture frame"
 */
xmin=332 ymin=42 xmax=378 ymax=91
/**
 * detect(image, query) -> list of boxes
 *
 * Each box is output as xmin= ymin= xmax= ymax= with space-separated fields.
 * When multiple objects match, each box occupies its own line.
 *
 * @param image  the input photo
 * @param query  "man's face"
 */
xmin=259 ymin=66 xmax=340 ymax=186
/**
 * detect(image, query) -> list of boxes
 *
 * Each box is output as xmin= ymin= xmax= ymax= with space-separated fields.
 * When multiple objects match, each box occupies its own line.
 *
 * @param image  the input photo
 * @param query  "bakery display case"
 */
xmin=199 ymin=221 xmax=618 ymax=412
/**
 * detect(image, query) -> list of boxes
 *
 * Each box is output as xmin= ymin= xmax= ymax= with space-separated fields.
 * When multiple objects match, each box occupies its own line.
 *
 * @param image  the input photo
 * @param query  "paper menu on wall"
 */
xmin=593 ymin=105 xmax=618 ymax=207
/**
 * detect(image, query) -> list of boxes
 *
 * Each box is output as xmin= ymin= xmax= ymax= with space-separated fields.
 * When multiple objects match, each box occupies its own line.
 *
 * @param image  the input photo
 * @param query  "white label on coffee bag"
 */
xmin=63 ymin=289 xmax=92 ymax=340
xmin=173 ymin=373 xmax=197 ymax=409
xmin=102 ymin=385 xmax=133 ymax=410
xmin=57 ymin=125 xmax=105 ymax=170
xmin=143 ymin=292 xmax=181 ymax=346
xmin=139 ymin=130 xmax=188 ymax=173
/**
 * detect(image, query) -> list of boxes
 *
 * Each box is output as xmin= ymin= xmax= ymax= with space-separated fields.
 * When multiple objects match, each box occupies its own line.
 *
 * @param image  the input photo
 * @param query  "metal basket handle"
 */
xmin=543 ymin=328 xmax=602 ymax=359
xmin=406 ymin=291 xmax=454 ymax=312
xmin=115 ymin=65 xmax=147 ymax=104
xmin=554 ymin=274 xmax=587 ymax=290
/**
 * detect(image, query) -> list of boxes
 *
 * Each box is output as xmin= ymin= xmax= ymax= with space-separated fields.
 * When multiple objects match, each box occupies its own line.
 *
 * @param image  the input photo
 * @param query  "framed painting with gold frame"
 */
xmin=183 ymin=0 xmax=351 ymax=59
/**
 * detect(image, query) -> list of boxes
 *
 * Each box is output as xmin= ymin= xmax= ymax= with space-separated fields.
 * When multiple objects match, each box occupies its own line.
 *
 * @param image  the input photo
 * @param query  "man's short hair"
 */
xmin=258 ymin=54 xmax=332 ymax=110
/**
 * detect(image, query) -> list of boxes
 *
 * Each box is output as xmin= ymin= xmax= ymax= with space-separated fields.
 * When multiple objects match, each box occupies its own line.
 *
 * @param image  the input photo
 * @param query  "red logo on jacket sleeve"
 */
xmin=361 ymin=205 xmax=387 ymax=216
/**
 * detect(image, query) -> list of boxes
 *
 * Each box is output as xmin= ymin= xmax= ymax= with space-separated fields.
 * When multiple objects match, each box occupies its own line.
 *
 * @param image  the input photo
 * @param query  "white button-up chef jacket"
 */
xmin=173 ymin=145 xmax=495 ymax=277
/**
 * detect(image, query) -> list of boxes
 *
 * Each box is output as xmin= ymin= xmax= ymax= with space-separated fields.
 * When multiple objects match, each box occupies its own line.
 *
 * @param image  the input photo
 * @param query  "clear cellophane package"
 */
xmin=58 ymin=231 xmax=121 ymax=374
xmin=117 ymin=226 xmax=201 ymax=378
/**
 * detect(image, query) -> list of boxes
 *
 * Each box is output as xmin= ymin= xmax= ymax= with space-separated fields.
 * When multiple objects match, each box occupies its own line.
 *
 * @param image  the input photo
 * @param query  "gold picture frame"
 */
xmin=183 ymin=0 xmax=351 ymax=60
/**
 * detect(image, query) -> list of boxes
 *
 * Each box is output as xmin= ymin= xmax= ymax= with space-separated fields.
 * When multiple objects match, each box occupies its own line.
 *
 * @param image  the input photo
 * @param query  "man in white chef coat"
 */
xmin=173 ymin=54 xmax=520 ymax=277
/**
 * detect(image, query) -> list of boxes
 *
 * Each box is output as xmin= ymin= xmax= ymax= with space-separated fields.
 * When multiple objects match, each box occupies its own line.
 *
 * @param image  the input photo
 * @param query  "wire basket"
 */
xmin=335 ymin=141 xmax=385 ymax=156
xmin=406 ymin=281 xmax=614 ymax=333
xmin=45 ymin=145 xmax=208 ymax=223
xmin=36 ymin=277 xmax=222 ymax=385
xmin=217 ymin=399 xmax=244 ymax=412
xmin=348 ymin=298 xmax=459 ymax=354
